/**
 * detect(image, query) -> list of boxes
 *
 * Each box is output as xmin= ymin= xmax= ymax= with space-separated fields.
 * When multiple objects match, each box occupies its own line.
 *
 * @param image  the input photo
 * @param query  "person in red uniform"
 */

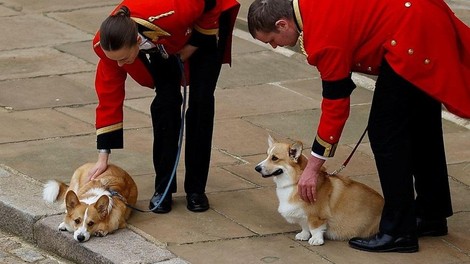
xmin=248 ymin=0 xmax=470 ymax=253
xmin=89 ymin=0 xmax=240 ymax=214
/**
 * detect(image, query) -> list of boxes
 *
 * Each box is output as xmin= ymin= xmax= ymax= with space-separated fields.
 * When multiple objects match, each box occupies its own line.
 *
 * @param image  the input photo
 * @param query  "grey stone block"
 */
xmin=35 ymin=215 xmax=176 ymax=264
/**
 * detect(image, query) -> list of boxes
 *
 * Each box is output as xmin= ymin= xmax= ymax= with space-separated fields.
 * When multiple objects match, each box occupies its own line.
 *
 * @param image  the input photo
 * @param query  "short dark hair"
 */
xmin=247 ymin=0 xmax=294 ymax=37
xmin=99 ymin=6 xmax=138 ymax=51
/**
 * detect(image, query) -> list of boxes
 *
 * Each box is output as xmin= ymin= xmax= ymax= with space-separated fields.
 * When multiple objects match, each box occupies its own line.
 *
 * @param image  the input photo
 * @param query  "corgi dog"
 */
xmin=43 ymin=163 xmax=138 ymax=242
xmin=255 ymin=136 xmax=384 ymax=246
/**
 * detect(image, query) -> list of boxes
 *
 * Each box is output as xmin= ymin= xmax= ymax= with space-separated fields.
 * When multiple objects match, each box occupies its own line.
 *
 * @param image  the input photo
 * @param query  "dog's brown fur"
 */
xmin=43 ymin=163 xmax=138 ymax=242
xmin=255 ymin=136 xmax=384 ymax=245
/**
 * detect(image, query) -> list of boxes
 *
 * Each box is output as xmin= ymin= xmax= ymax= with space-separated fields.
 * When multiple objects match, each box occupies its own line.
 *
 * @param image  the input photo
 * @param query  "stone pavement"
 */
xmin=0 ymin=0 xmax=469 ymax=263
xmin=0 ymin=228 xmax=73 ymax=264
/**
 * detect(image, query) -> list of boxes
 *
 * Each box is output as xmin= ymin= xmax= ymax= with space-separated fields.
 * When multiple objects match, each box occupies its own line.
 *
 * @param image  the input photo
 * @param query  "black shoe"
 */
xmin=349 ymin=233 xmax=419 ymax=253
xmin=149 ymin=193 xmax=172 ymax=214
xmin=186 ymin=193 xmax=209 ymax=212
xmin=417 ymin=218 xmax=448 ymax=237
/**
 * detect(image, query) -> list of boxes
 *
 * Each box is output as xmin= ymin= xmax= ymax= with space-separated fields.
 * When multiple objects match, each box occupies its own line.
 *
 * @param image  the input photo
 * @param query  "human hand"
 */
xmin=87 ymin=153 xmax=109 ymax=181
xmin=177 ymin=44 xmax=198 ymax=62
xmin=298 ymin=155 xmax=325 ymax=203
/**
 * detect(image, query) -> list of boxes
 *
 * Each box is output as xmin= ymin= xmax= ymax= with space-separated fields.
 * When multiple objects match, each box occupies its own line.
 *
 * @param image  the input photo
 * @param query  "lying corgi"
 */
xmin=43 ymin=163 xmax=138 ymax=242
xmin=255 ymin=136 xmax=384 ymax=246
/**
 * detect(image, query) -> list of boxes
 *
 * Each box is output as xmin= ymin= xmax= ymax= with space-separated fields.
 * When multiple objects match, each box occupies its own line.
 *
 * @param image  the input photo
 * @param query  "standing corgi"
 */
xmin=43 ymin=163 xmax=138 ymax=242
xmin=255 ymin=136 xmax=384 ymax=245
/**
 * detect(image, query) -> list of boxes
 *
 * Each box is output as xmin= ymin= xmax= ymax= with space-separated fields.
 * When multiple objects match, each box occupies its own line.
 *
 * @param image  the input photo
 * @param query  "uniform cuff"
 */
xmin=311 ymin=135 xmax=338 ymax=158
xmin=97 ymin=129 xmax=123 ymax=149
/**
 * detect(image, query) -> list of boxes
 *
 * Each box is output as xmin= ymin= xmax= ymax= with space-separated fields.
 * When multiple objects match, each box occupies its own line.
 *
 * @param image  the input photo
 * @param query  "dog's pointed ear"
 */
xmin=65 ymin=191 xmax=80 ymax=211
xmin=289 ymin=141 xmax=303 ymax=162
xmin=268 ymin=134 xmax=276 ymax=147
xmin=95 ymin=195 xmax=110 ymax=218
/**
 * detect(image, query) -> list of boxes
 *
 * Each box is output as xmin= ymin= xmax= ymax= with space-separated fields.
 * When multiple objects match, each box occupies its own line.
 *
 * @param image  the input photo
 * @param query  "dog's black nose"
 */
xmin=255 ymin=165 xmax=262 ymax=172
xmin=77 ymin=234 xmax=85 ymax=242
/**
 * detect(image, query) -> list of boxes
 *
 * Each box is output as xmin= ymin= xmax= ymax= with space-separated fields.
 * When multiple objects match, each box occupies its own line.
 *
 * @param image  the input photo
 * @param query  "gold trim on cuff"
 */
xmin=314 ymin=135 xmax=337 ymax=157
xmin=97 ymin=123 xmax=123 ymax=135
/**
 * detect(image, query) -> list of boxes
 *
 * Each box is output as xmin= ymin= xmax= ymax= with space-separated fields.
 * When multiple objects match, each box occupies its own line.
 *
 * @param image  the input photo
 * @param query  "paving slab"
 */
xmin=0 ymin=14 xmax=91 ymax=51
xmin=213 ymin=118 xmax=286 ymax=156
xmin=231 ymin=33 xmax=270 ymax=55
xmin=243 ymin=106 xmax=371 ymax=146
xmin=36 ymin=215 xmax=178 ymax=264
xmin=0 ymin=4 xmax=19 ymax=16
xmin=309 ymin=237 xmax=469 ymax=264
xmin=168 ymin=235 xmax=328 ymax=264
xmin=443 ymin=130 xmax=470 ymax=164
xmin=445 ymin=212 xmax=470 ymax=254
xmin=0 ymin=228 xmax=73 ymax=264
xmin=448 ymin=177 xmax=470 ymax=213
xmin=56 ymin=41 xmax=100 ymax=65
xmin=0 ymin=165 xmax=57 ymax=241
xmin=208 ymin=188 xmax=299 ymax=235
xmin=129 ymin=200 xmax=256 ymax=245
xmin=0 ymin=76 xmax=96 ymax=110
xmin=448 ymin=162 xmax=470 ymax=186
xmin=0 ymin=108 xmax=93 ymax=143
xmin=215 ymin=82 xmax=319 ymax=119
xmin=0 ymin=47 xmax=94 ymax=81
xmin=55 ymin=104 xmax=150 ymax=130
xmin=0 ymin=0 xmax=116 ymax=14
xmin=217 ymin=50 xmax=313 ymax=89
xmin=47 ymin=6 xmax=113 ymax=35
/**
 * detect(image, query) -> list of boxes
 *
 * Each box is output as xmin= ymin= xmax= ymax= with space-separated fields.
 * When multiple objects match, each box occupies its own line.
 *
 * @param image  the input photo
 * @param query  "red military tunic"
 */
xmin=293 ymin=0 xmax=470 ymax=157
xmin=92 ymin=0 xmax=240 ymax=149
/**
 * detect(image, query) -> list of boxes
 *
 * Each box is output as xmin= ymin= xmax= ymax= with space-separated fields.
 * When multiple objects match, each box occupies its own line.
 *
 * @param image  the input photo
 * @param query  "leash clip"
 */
xmin=328 ymin=165 xmax=345 ymax=176
xmin=109 ymin=189 xmax=125 ymax=200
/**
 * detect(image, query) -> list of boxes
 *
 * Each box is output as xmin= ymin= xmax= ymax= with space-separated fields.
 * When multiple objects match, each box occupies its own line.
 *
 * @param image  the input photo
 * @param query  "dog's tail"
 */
xmin=43 ymin=180 xmax=69 ymax=203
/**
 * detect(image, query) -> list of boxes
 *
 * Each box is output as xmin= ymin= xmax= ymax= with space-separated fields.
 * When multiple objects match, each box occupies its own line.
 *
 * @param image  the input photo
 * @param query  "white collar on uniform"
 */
xmin=138 ymin=33 xmax=156 ymax=50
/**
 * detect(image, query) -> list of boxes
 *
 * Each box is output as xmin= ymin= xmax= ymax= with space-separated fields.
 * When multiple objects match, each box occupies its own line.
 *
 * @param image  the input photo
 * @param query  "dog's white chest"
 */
xmin=276 ymin=187 xmax=306 ymax=224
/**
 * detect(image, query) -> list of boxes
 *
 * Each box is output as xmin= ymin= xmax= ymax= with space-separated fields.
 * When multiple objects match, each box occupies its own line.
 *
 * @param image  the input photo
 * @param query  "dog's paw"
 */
xmin=295 ymin=230 xmax=311 ymax=241
xmin=94 ymin=230 xmax=108 ymax=237
xmin=308 ymin=236 xmax=324 ymax=246
xmin=308 ymin=233 xmax=324 ymax=246
xmin=58 ymin=222 xmax=68 ymax=232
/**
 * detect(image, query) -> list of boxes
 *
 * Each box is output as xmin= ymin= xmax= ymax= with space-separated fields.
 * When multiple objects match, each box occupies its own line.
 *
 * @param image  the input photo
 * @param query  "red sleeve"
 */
xmin=315 ymin=97 xmax=350 ymax=154
xmin=305 ymin=46 xmax=354 ymax=157
xmin=307 ymin=46 xmax=351 ymax=81
xmin=93 ymin=36 xmax=127 ymax=149
xmin=95 ymin=58 xmax=127 ymax=130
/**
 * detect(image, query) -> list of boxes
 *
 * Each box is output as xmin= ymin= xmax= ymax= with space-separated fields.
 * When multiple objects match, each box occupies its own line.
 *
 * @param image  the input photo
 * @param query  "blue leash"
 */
xmin=112 ymin=55 xmax=187 ymax=213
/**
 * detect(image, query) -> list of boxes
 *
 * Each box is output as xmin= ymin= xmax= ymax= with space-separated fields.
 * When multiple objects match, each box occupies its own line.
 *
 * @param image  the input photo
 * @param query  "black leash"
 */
xmin=111 ymin=55 xmax=187 ymax=213
xmin=328 ymin=126 xmax=368 ymax=176
xmin=108 ymin=190 xmax=150 ymax=213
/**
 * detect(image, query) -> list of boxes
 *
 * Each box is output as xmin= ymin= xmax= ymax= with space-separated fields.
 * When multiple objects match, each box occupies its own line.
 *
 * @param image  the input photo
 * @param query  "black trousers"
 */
xmin=368 ymin=61 xmax=453 ymax=237
xmin=148 ymin=41 xmax=223 ymax=195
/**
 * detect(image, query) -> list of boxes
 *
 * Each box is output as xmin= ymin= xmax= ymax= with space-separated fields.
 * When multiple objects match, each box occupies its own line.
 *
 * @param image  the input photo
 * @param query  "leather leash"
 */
xmin=328 ymin=126 xmax=368 ymax=176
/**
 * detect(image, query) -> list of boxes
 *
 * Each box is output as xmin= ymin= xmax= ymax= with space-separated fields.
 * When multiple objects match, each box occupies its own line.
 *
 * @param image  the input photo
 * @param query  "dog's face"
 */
xmin=61 ymin=190 xmax=112 ymax=242
xmin=255 ymin=135 xmax=304 ymax=182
